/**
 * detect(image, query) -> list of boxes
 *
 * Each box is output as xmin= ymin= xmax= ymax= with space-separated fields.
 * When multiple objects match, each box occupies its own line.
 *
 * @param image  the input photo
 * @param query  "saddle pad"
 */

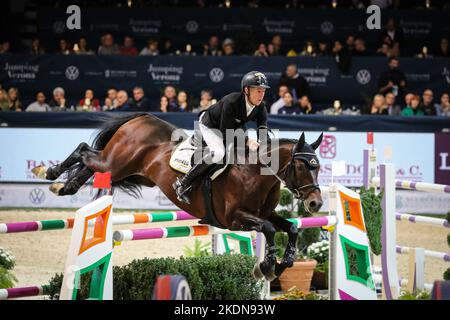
xmin=169 ymin=137 xmax=229 ymax=181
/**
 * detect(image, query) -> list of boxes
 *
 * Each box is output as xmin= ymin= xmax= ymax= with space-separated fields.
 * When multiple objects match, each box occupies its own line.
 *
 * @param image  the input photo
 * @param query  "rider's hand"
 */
xmin=247 ymin=139 xmax=260 ymax=151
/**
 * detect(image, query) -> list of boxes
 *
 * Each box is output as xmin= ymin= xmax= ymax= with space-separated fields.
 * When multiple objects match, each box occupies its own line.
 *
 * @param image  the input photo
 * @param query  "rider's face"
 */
xmin=247 ymin=87 xmax=266 ymax=106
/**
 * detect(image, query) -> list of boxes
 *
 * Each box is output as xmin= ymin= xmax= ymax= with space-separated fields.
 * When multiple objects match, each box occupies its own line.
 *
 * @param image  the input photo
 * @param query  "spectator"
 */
xmin=0 ymin=89 xmax=10 ymax=111
xmin=106 ymin=88 xmax=118 ymax=108
xmin=267 ymin=43 xmax=276 ymax=56
xmin=159 ymin=96 xmax=169 ymax=112
xmin=385 ymin=92 xmax=402 ymax=115
xmin=271 ymin=35 xmax=283 ymax=56
xmin=140 ymin=39 xmax=159 ymax=56
xmin=299 ymin=95 xmax=314 ymax=114
xmin=161 ymin=39 xmax=174 ymax=55
xmin=321 ymin=100 xmax=344 ymax=116
xmin=164 ymin=85 xmax=178 ymax=111
xmin=270 ymin=85 xmax=289 ymax=114
xmin=7 ymin=87 xmax=22 ymax=111
xmin=404 ymin=92 xmax=414 ymax=108
xmin=346 ymin=35 xmax=356 ymax=53
xmin=278 ymin=64 xmax=310 ymax=103
xmin=177 ymin=91 xmax=190 ymax=112
xmin=222 ymin=38 xmax=235 ymax=56
xmin=278 ymin=91 xmax=302 ymax=115
xmin=0 ymin=40 xmax=11 ymax=54
xmin=421 ymin=89 xmax=437 ymax=116
xmin=192 ymin=90 xmax=216 ymax=113
xmin=180 ymin=44 xmax=196 ymax=56
xmin=129 ymin=86 xmax=151 ymax=111
xmin=376 ymin=43 xmax=392 ymax=57
xmin=435 ymin=93 xmax=450 ymax=116
xmin=109 ymin=90 xmax=131 ymax=111
xmin=120 ymin=36 xmax=138 ymax=56
xmin=73 ymin=37 xmax=94 ymax=55
xmin=49 ymin=87 xmax=68 ymax=111
xmin=203 ymin=36 xmax=222 ymax=56
xmin=102 ymin=97 xmax=114 ymax=111
xmin=416 ymin=46 xmax=432 ymax=59
xmin=29 ymin=38 xmax=45 ymax=55
xmin=332 ymin=40 xmax=352 ymax=73
xmin=300 ymin=40 xmax=316 ymax=56
xmin=57 ymin=39 xmax=71 ymax=55
xmin=25 ymin=92 xmax=51 ymax=112
xmin=317 ymin=40 xmax=329 ymax=56
xmin=380 ymin=17 xmax=404 ymax=50
xmin=78 ymin=89 xmax=101 ymax=111
xmin=365 ymin=94 xmax=388 ymax=115
xmin=401 ymin=94 xmax=424 ymax=116
xmin=436 ymin=38 xmax=449 ymax=57
xmin=354 ymin=38 xmax=367 ymax=56
xmin=378 ymin=57 xmax=407 ymax=102
xmin=98 ymin=33 xmax=120 ymax=55
xmin=254 ymin=43 xmax=268 ymax=56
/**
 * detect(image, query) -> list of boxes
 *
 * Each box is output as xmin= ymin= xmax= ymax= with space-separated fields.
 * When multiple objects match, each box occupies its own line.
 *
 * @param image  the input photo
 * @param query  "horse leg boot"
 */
xmin=269 ymin=214 xmax=298 ymax=277
xmin=50 ymin=166 xmax=94 ymax=196
xmin=173 ymin=151 xmax=215 ymax=204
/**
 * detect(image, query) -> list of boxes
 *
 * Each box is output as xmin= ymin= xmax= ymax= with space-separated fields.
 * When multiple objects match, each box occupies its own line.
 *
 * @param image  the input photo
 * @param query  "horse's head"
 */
xmin=284 ymin=132 xmax=323 ymax=213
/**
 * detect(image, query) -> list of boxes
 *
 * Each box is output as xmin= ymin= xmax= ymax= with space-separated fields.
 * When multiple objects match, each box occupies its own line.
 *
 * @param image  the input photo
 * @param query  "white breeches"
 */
xmin=198 ymin=113 xmax=225 ymax=163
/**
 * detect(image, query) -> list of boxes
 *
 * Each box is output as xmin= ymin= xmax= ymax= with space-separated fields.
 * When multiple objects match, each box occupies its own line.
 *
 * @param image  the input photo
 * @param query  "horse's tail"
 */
xmin=67 ymin=112 xmax=150 ymax=199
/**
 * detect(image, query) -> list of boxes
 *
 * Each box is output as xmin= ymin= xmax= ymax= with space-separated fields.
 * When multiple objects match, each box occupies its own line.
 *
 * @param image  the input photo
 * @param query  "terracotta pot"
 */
xmin=278 ymin=260 xmax=317 ymax=293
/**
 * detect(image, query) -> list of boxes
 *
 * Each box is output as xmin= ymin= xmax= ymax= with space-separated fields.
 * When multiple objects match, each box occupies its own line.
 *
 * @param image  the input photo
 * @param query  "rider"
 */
xmin=173 ymin=71 xmax=271 ymax=204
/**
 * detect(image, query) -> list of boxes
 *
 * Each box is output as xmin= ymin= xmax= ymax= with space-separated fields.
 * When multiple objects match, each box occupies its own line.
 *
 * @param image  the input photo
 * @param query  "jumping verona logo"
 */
xmin=356 ymin=69 xmax=371 ymax=85
xmin=65 ymin=66 xmax=80 ymax=80
xmin=209 ymin=68 xmax=224 ymax=83
xmin=29 ymin=188 xmax=45 ymax=205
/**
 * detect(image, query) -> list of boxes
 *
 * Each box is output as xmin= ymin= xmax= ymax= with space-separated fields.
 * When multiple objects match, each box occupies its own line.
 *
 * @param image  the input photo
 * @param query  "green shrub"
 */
xmin=359 ymin=187 xmax=382 ymax=255
xmin=398 ymin=290 xmax=430 ymax=300
xmin=444 ymin=267 xmax=450 ymax=281
xmin=183 ymin=238 xmax=211 ymax=257
xmin=0 ymin=267 xmax=17 ymax=289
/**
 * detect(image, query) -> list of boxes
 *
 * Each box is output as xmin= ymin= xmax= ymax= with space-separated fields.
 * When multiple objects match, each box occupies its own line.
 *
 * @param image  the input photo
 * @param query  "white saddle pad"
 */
xmin=169 ymin=137 xmax=230 ymax=181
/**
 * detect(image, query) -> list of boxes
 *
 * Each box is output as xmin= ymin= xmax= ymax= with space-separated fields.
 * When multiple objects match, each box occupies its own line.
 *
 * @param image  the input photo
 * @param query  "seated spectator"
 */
xmin=376 ymin=43 xmax=392 ymax=57
xmin=98 ymin=33 xmax=120 ymax=55
xmin=129 ymin=86 xmax=151 ymax=111
xmin=120 ymin=36 xmax=138 ymax=56
xmin=346 ymin=35 xmax=356 ymax=53
xmin=102 ymin=97 xmax=114 ymax=111
xmin=277 ymin=92 xmax=302 ymax=115
xmin=222 ymin=38 xmax=235 ymax=56
xmin=254 ymin=43 xmax=268 ymax=57
xmin=416 ymin=46 xmax=432 ymax=59
xmin=365 ymin=94 xmax=388 ymax=115
xmin=106 ymin=88 xmax=118 ymax=108
xmin=354 ymin=38 xmax=367 ymax=56
xmin=159 ymin=96 xmax=169 ymax=112
xmin=161 ymin=39 xmax=174 ymax=55
xmin=300 ymin=40 xmax=316 ymax=57
xmin=177 ymin=91 xmax=190 ymax=112
xmin=0 ymin=89 xmax=9 ymax=111
xmin=203 ymin=36 xmax=222 ymax=56
xmin=164 ymin=85 xmax=179 ymax=111
xmin=192 ymin=90 xmax=216 ymax=113
xmin=26 ymin=92 xmax=51 ymax=112
xmin=436 ymin=37 xmax=449 ymax=57
xmin=74 ymin=37 xmax=94 ymax=55
xmin=321 ymin=100 xmax=344 ymax=116
xmin=109 ymin=90 xmax=131 ymax=111
xmin=332 ymin=40 xmax=351 ymax=73
xmin=140 ymin=39 xmax=159 ymax=56
xmin=378 ymin=57 xmax=407 ymax=103
xmin=316 ymin=40 xmax=329 ymax=56
xmin=57 ymin=39 xmax=72 ymax=55
xmin=421 ymin=89 xmax=437 ymax=116
xmin=404 ymin=92 xmax=414 ymax=108
xmin=435 ymin=93 xmax=450 ymax=116
xmin=299 ymin=95 xmax=314 ymax=114
xmin=270 ymin=85 xmax=289 ymax=114
xmin=271 ymin=35 xmax=283 ymax=56
xmin=78 ymin=89 xmax=101 ymax=111
xmin=267 ymin=43 xmax=277 ymax=56
xmin=379 ymin=18 xmax=404 ymax=51
xmin=278 ymin=64 xmax=310 ymax=102
xmin=49 ymin=87 xmax=68 ymax=111
xmin=29 ymin=38 xmax=45 ymax=55
xmin=7 ymin=87 xmax=22 ymax=111
xmin=180 ymin=44 xmax=196 ymax=56
xmin=401 ymin=94 xmax=424 ymax=116
xmin=385 ymin=92 xmax=402 ymax=115
xmin=0 ymin=40 xmax=11 ymax=54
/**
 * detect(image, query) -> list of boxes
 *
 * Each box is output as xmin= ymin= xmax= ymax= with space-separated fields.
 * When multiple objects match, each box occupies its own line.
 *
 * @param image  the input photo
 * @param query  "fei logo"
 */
xmin=319 ymin=135 xmax=336 ymax=159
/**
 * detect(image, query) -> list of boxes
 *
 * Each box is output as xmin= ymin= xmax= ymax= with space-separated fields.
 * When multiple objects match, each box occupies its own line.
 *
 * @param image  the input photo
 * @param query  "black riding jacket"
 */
xmin=198 ymin=92 xmax=269 ymax=142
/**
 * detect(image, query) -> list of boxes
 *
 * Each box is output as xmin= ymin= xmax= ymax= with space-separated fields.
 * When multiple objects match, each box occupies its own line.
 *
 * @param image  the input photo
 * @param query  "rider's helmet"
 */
xmin=241 ymin=71 xmax=271 ymax=92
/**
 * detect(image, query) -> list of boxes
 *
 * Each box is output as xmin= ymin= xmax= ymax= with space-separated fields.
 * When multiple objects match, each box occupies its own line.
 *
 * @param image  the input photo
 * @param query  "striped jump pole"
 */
xmin=395 ymin=213 xmax=449 ymax=228
xmin=0 ymin=285 xmax=50 ymax=300
xmin=371 ymin=177 xmax=450 ymax=194
xmin=396 ymin=246 xmax=450 ymax=262
xmin=0 ymin=211 xmax=195 ymax=234
xmin=113 ymin=216 xmax=338 ymax=242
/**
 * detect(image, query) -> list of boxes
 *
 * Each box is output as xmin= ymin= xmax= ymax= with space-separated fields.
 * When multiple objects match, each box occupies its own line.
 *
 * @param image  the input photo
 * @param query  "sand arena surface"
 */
xmin=0 ymin=209 xmax=448 ymax=295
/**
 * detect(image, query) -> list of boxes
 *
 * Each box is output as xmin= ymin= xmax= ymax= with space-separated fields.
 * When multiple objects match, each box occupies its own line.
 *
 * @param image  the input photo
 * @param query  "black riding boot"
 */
xmin=173 ymin=155 xmax=214 ymax=204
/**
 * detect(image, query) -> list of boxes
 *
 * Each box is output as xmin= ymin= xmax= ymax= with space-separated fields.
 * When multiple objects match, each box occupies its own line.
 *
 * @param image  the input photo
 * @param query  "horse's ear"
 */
xmin=310 ymin=133 xmax=323 ymax=150
xmin=294 ymin=132 xmax=305 ymax=153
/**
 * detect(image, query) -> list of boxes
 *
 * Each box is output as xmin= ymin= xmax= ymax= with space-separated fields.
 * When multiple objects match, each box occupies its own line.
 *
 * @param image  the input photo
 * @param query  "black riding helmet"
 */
xmin=241 ymin=71 xmax=271 ymax=92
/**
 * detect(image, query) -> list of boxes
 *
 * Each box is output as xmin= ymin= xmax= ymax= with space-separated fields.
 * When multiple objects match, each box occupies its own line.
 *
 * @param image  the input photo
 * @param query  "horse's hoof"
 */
xmin=31 ymin=166 xmax=47 ymax=180
xmin=252 ymin=263 xmax=265 ymax=280
xmin=49 ymin=183 xmax=64 ymax=196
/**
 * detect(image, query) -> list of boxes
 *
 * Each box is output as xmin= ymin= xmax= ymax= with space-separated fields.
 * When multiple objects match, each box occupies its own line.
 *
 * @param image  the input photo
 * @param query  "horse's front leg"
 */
xmin=230 ymin=210 xmax=278 ymax=282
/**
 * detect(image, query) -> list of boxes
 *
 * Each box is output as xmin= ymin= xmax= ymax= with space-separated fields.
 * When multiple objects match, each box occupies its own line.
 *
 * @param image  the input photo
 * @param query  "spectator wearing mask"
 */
xmin=177 ymin=91 xmax=190 ymax=112
xmin=78 ymin=89 xmax=101 ymax=111
xmin=421 ymin=89 xmax=437 ymax=116
xmin=385 ymin=92 xmax=402 ymax=115
xmin=365 ymin=94 xmax=388 ymax=115
xmin=203 ymin=36 xmax=223 ymax=56
xmin=278 ymin=91 xmax=302 ymax=115
xmin=26 ymin=92 xmax=51 ymax=112
xmin=401 ymin=94 xmax=424 ymax=116
xmin=140 ymin=39 xmax=159 ymax=56
xmin=49 ymin=87 xmax=68 ymax=111
xmin=378 ymin=57 xmax=407 ymax=103
xmin=270 ymin=85 xmax=289 ymax=114
xmin=98 ymin=33 xmax=120 ymax=55
xmin=278 ymin=64 xmax=310 ymax=104
xmin=120 ymin=36 xmax=138 ymax=56
xmin=73 ymin=37 xmax=94 ymax=55
xmin=299 ymin=95 xmax=314 ymax=114
xmin=0 ymin=89 xmax=9 ymax=111
xmin=129 ymin=86 xmax=151 ymax=111
xmin=29 ymin=38 xmax=45 ymax=55
xmin=109 ymin=90 xmax=131 ymax=111
xmin=163 ymin=85 xmax=178 ymax=111
xmin=435 ymin=93 xmax=450 ymax=116
xmin=7 ymin=87 xmax=22 ymax=111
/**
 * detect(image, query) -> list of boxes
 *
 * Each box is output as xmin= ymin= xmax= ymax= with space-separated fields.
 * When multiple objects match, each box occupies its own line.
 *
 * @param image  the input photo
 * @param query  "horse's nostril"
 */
xmin=310 ymin=201 xmax=317 ymax=209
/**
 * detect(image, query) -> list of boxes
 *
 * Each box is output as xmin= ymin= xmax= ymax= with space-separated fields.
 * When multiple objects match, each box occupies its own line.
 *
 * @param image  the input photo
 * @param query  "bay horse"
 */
xmin=32 ymin=113 xmax=323 ymax=281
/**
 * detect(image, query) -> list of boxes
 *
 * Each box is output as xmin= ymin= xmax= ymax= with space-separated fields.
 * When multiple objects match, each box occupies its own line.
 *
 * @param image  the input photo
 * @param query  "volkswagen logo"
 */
xmin=53 ymin=21 xmax=66 ymax=34
xmin=320 ymin=21 xmax=334 ymax=35
xmin=65 ymin=66 xmax=80 ymax=80
xmin=185 ymin=20 xmax=199 ymax=34
xmin=356 ymin=69 xmax=371 ymax=85
xmin=209 ymin=68 xmax=224 ymax=83
xmin=29 ymin=188 xmax=45 ymax=205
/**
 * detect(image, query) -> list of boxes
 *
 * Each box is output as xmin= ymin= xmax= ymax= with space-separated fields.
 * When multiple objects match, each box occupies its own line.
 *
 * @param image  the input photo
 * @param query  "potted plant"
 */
xmin=308 ymin=240 xmax=329 ymax=290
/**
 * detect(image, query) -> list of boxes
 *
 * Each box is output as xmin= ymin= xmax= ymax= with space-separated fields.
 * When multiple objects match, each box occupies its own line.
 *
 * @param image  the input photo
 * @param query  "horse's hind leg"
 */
xmin=50 ymin=166 xmax=94 ymax=196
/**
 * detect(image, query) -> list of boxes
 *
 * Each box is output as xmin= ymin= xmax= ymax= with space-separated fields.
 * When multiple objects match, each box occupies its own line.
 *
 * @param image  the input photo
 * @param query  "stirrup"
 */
xmin=173 ymin=178 xmax=192 ymax=204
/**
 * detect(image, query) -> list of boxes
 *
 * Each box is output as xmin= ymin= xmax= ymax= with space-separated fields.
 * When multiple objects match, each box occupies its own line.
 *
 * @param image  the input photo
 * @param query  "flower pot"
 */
xmin=278 ymin=259 xmax=317 ymax=293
